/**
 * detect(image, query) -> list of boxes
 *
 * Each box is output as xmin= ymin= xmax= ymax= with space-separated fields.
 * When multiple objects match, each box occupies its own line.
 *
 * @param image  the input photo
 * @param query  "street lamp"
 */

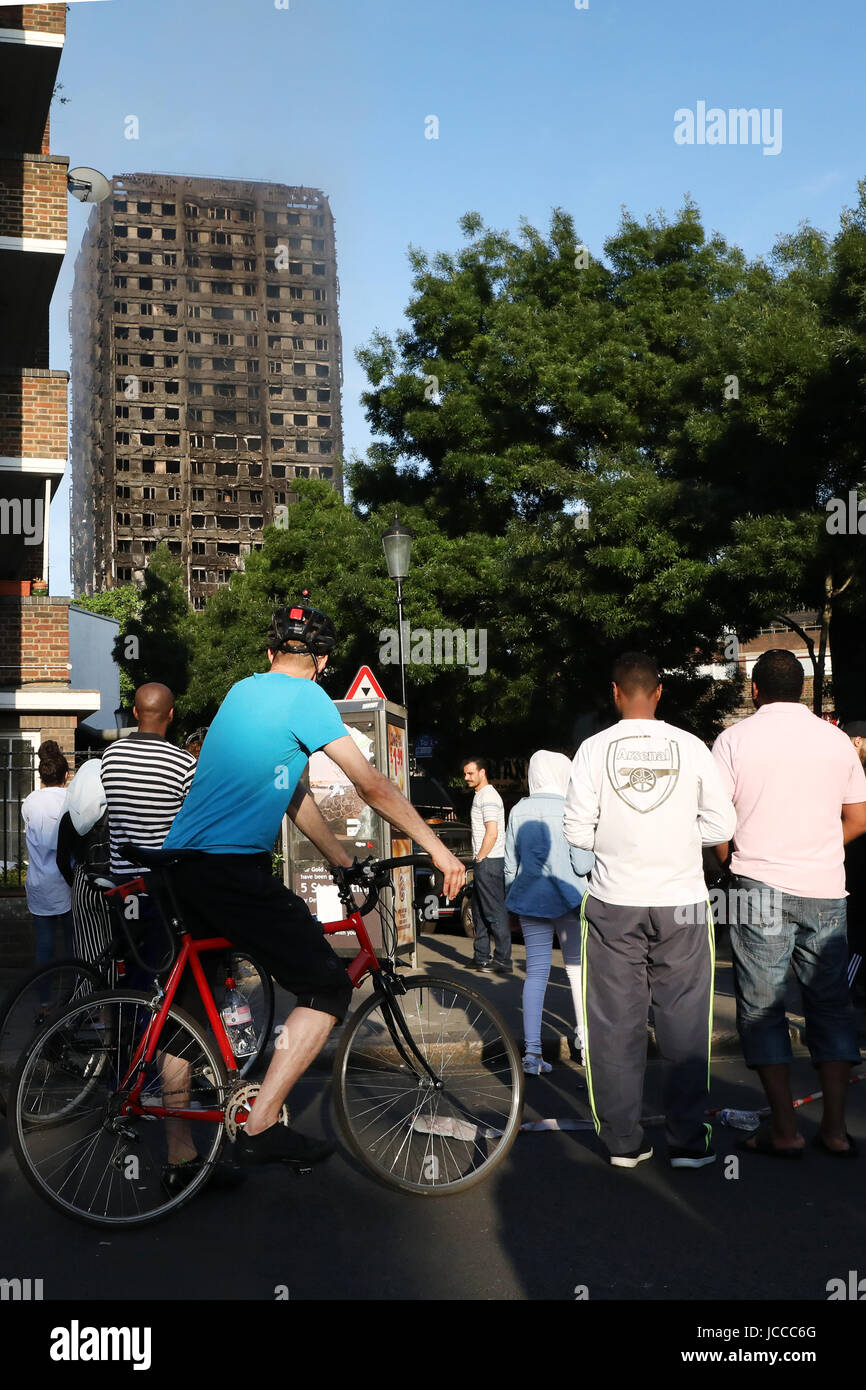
xmin=381 ymin=513 xmax=413 ymax=708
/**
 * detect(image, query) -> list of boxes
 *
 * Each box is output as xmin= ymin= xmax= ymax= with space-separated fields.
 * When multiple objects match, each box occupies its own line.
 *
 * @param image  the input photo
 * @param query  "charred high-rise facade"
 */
xmin=70 ymin=174 xmax=343 ymax=606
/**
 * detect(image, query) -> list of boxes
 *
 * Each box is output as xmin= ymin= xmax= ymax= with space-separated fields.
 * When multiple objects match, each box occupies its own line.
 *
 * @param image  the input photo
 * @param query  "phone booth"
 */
xmin=282 ymin=697 xmax=415 ymax=960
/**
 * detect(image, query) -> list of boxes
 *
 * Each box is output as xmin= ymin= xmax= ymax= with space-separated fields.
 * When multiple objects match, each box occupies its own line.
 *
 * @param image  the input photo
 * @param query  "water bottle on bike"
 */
xmin=222 ymin=979 xmax=257 ymax=1058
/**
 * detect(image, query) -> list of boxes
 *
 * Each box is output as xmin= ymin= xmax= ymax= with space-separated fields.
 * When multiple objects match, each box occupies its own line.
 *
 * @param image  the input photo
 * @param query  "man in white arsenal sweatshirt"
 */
xmin=563 ymin=653 xmax=736 ymax=1170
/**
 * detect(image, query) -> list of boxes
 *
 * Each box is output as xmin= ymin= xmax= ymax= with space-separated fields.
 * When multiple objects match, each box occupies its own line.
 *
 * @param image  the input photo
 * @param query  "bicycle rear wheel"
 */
xmin=10 ymin=990 xmax=229 ymax=1228
xmin=0 ymin=959 xmax=102 ymax=1117
xmin=333 ymin=974 xmax=523 ymax=1195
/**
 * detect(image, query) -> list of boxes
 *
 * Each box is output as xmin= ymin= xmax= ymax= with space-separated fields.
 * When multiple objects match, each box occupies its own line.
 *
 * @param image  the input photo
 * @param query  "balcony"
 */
xmin=0 ymin=15 xmax=64 ymax=153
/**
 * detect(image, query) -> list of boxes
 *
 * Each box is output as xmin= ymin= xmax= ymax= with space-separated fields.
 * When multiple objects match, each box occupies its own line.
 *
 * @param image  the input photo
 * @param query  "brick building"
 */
xmin=0 ymin=4 xmax=99 ymax=885
xmin=706 ymin=612 xmax=834 ymax=725
xmin=70 ymin=173 xmax=343 ymax=607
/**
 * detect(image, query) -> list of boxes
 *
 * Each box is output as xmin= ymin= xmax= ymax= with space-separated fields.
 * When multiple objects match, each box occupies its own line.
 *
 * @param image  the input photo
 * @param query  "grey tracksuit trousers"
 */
xmin=580 ymin=893 xmax=714 ymax=1156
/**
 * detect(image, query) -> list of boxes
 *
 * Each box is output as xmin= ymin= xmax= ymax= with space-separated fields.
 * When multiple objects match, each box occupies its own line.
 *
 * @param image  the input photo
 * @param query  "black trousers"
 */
xmin=472 ymin=858 xmax=512 ymax=965
xmin=168 ymin=853 xmax=354 ymax=1023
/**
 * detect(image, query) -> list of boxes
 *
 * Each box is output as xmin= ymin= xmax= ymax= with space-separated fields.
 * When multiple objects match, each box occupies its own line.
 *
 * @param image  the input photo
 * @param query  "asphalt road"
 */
xmin=1 ymin=1045 xmax=863 ymax=1304
xmin=1 ymin=926 xmax=864 ymax=1316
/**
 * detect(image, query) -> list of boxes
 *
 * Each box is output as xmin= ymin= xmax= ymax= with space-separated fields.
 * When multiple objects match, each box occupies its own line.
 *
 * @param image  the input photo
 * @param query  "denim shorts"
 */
xmin=728 ymin=874 xmax=861 ymax=1068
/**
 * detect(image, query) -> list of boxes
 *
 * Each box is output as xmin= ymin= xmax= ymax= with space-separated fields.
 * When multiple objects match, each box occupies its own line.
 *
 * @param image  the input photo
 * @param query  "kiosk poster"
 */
xmin=387 ymin=722 xmax=406 ymax=792
xmin=308 ymin=721 xmax=376 ymax=839
xmin=390 ymin=837 xmax=414 ymax=947
xmin=387 ymin=721 xmax=413 ymax=947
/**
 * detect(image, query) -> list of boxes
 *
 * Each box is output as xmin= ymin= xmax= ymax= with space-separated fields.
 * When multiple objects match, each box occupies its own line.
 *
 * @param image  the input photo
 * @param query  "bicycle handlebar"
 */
xmin=331 ymin=854 xmax=469 ymax=918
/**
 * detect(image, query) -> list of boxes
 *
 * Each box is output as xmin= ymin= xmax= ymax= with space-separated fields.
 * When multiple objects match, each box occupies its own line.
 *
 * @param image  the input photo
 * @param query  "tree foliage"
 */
xmin=99 ymin=185 xmax=866 ymax=765
xmin=349 ymin=187 xmax=866 ymax=738
xmin=112 ymin=544 xmax=193 ymax=715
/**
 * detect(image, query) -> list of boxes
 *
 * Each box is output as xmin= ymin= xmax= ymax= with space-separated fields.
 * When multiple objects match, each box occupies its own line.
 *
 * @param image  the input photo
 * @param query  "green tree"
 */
xmin=182 ymin=480 xmax=525 ymax=766
xmin=351 ymin=193 xmax=866 ymax=741
xmin=115 ymin=544 xmax=193 ymax=719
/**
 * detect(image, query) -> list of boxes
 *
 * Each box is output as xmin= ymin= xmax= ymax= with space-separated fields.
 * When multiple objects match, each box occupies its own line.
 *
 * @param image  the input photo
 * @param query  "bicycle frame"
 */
xmin=118 ymin=932 xmax=241 ymax=1123
xmin=114 ymin=892 xmax=439 ymax=1127
xmin=324 ymin=909 xmax=443 ymax=1087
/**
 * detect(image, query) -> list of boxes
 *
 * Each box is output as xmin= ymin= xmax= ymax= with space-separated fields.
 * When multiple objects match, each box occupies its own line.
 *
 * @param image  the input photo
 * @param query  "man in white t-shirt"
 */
xmin=462 ymin=757 xmax=512 ymax=974
xmin=564 ymin=653 xmax=736 ymax=1171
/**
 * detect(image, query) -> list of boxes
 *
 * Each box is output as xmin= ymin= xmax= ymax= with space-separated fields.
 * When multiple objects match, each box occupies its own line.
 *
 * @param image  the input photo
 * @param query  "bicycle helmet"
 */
xmin=267 ymin=591 xmax=336 ymax=679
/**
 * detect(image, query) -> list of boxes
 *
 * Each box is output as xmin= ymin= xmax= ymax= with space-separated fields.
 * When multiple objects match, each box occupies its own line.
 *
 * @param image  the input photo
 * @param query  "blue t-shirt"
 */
xmin=163 ymin=672 xmax=347 ymax=854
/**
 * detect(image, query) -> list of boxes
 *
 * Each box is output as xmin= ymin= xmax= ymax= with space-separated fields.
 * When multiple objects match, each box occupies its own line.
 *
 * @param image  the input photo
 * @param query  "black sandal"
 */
xmin=812 ymin=1132 xmax=858 ymax=1159
xmin=737 ymin=1126 xmax=804 ymax=1159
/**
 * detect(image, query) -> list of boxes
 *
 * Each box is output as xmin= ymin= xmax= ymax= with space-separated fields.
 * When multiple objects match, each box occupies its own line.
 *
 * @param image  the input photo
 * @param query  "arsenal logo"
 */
xmin=605 ymin=738 xmax=681 ymax=813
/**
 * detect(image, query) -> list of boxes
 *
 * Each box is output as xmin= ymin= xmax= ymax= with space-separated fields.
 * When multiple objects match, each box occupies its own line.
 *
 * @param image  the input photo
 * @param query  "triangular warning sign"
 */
xmin=345 ymin=665 xmax=386 ymax=700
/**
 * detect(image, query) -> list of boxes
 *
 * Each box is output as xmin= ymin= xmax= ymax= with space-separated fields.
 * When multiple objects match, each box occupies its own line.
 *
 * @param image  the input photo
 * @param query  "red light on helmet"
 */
xmin=289 ymin=607 xmax=304 ymax=620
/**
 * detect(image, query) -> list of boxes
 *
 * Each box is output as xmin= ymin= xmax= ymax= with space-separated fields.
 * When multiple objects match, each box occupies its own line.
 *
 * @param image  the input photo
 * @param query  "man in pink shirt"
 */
xmin=713 ymin=650 xmax=866 ymax=1157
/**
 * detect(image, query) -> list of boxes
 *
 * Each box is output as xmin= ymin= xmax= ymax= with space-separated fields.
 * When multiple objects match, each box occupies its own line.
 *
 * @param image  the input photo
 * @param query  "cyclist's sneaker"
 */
xmin=160 ymin=1155 xmax=246 ymax=1196
xmin=236 ymin=1123 xmax=334 ymax=1167
xmin=669 ymin=1146 xmax=717 ymax=1169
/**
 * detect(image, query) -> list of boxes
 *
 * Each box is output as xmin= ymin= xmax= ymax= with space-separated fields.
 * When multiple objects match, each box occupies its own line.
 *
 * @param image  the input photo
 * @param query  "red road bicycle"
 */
xmin=8 ymin=847 xmax=523 ymax=1227
xmin=0 ymin=874 xmax=274 ymax=1115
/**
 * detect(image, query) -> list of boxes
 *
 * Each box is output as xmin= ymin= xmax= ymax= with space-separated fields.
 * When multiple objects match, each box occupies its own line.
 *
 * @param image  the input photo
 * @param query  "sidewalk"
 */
xmin=0 ymin=927 xmax=831 ymax=1066
xmin=306 ymin=925 xmax=818 ymax=1068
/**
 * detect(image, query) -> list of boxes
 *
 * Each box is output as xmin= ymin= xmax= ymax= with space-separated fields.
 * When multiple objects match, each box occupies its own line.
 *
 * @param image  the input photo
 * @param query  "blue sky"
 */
xmin=45 ymin=0 xmax=866 ymax=590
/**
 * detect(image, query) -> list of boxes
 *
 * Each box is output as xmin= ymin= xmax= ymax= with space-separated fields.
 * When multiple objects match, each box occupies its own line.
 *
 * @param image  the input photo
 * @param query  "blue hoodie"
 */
xmin=504 ymin=792 xmax=594 ymax=918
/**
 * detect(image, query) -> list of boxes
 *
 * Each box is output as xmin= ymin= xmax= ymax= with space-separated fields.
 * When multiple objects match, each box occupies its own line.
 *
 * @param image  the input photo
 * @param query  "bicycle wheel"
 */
xmin=333 ymin=974 xmax=524 ymax=1195
xmin=10 ymin=990 xmax=229 ymax=1228
xmin=223 ymin=952 xmax=275 ymax=1077
xmin=0 ymin=959 xmax=103 ymax=1118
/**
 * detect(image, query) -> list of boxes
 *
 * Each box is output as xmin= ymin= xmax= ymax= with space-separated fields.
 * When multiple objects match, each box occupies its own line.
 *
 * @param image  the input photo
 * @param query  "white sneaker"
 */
xmin=523 ymin=1053 xmax=552 ymax=1075
xmin=610 ymin=1143 xmax=653 ymax=1168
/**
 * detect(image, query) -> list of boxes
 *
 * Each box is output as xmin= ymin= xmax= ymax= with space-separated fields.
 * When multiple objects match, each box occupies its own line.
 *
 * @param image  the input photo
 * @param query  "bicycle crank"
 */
xmin=223 ymin=1082 xmax=290 ymax=1143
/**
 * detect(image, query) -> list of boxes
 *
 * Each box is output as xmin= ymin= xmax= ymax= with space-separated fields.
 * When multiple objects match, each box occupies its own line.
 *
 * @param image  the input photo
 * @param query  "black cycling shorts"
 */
xmin=166 ymin=852 xmax=354 ymax=1024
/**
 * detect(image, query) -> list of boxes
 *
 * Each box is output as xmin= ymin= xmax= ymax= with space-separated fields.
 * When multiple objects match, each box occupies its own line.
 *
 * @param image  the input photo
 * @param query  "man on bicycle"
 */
xmin=162 ymin=600 xmax=465 ymax=1166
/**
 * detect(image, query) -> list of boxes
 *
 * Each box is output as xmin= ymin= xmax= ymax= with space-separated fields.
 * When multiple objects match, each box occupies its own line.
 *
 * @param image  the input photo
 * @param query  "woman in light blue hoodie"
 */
xmin=504 ymin=750 xmax=594 ymax=1074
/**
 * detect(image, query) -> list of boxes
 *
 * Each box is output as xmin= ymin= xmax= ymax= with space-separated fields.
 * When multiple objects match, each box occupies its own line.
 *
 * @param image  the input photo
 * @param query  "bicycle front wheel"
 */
xmin=333 ymin=974 xmax=523 ymax=1195
xmin=0 ymin=959 xmax=103 ymax=1117
xmin=10 ymin=990 xmax=228 ymax=1228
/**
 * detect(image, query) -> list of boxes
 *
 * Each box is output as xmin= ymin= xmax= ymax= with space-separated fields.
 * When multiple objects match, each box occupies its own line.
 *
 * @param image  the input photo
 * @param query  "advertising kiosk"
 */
xmin=282 ymin=695 xmax=415 ymax=960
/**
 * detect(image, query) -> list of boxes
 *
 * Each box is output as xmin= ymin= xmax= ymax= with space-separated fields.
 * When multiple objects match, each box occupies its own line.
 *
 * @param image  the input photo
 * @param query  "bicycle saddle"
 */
xmin=119 ymin=843 xmax=207 ymax=869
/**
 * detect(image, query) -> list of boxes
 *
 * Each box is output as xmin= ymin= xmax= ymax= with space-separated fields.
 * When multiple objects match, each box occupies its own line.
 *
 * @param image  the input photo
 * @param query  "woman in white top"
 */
xmin=21 ymin=741 xmax=73 ymax=971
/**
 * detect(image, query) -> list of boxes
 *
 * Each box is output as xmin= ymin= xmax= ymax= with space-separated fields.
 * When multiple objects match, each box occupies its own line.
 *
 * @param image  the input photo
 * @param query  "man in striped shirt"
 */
xmin=101 ymin=684 xmax=196 ymax=876
xmin=100 ymin=683 xmax=206 ymax=1186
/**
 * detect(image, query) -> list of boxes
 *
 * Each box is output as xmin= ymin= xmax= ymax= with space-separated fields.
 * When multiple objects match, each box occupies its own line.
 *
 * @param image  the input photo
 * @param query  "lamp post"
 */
xmin=381 ymin=513 xmax=413 ymax=709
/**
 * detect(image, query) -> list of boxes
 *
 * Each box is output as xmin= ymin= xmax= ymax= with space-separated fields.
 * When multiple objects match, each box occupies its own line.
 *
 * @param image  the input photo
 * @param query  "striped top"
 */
xmin=100 ymin=733 xmax=196 ymax=875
